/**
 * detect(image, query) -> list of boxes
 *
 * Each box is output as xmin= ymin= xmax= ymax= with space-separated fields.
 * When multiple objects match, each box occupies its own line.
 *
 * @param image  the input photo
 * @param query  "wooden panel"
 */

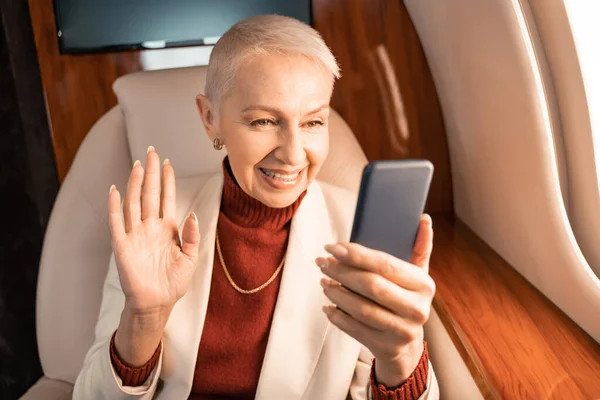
xmin=313 ymin=0 xmax=453 ymax=213
xmin=431 ymin=214 xmax=600 ymax=399
xmin=28 ymin=1 xmax=143 ymax=181
xmin=30 ymin=1 xmax=453 ymax=213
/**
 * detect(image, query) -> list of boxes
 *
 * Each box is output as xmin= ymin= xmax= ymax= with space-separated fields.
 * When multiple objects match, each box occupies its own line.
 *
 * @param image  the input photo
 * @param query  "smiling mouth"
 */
xmin=259 ymin=168 xmax=302 ymax=182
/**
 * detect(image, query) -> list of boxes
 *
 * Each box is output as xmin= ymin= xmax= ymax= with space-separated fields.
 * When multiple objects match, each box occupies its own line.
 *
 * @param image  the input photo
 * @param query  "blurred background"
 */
xmin=0 ymin=1 xmax=58 ymax=397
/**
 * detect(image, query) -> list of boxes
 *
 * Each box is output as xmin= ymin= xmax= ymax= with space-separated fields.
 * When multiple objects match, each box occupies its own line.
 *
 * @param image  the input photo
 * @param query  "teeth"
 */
xmin=261 ymin=168 xmax=300 ymax=182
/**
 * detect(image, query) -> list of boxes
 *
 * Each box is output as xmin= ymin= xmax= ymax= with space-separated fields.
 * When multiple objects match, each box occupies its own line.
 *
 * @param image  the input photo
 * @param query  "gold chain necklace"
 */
xmin=215 ymin=230 xmax=285 ymax=294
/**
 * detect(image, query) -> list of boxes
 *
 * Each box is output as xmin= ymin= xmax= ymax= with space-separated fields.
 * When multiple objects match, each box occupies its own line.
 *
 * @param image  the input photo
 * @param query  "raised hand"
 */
xmin=108 ymin=146 xmax=201 ymax=315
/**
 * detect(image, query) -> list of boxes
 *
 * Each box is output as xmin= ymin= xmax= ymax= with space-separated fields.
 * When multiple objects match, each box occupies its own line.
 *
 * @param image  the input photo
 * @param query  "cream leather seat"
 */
xmin=21 ymin=66 xmax=478 ymax=399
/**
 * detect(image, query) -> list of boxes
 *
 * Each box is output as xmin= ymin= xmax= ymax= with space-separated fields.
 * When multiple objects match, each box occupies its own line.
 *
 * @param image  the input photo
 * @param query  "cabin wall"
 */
xmin=404 ymin=0 xmax=600 ymax=343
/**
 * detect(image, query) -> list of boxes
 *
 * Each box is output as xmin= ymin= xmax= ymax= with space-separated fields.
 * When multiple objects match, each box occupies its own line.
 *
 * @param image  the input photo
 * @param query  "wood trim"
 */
xmin=28 ymin=0 xmax=144 ymax=181
xmin=313 ymin=0 xmax=453 ymax=214
xmin=430 ymin=214 xmax=600 ymax=399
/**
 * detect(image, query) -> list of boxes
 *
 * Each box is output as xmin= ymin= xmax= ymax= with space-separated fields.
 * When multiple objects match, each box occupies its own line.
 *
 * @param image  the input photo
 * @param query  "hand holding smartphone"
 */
xmin=350 ymin=160 xmax=434 ymax=262
xmin=321 ymin=160 xmax=436 ymax=375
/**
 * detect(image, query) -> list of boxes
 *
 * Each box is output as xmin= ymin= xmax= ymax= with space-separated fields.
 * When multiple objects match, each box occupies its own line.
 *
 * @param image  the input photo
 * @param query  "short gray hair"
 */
xmin=205 ymin=14 xmax=340 ymax=109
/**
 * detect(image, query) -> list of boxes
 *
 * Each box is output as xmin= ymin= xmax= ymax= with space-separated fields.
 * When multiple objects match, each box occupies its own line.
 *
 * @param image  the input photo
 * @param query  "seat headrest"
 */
xmin=114 ymin=66 xmax=220 ymax=177
xmin=113 ymin=65 xmax=368 ymax=190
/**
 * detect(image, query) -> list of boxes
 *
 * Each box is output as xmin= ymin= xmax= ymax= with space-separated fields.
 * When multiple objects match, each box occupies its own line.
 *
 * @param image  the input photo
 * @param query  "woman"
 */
xmin=73 ymin=15 xmax=439 ymax=400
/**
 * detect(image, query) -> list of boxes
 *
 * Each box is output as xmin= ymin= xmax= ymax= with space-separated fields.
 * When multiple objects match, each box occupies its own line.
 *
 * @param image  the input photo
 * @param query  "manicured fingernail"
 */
xmin=163 ymin=158 xmax=170 ymax=166
xmin=423 ymin=214 xmax=433 ymax=228
xmin=109 ymin=184 xmax=115 ymax=194
xmin=325 ymin=244 xmax=348 ymax=258
xmin=322 ymin=305 xmax=333 ymax=315
xmin=133 ymin=160 xmax=141 ymax=168
xmin=147 ymin=145 xmax=155 ymax=154
xmin=315 ymin=258 xmax=328 ymax=269
xmin=320 ymin=278 xmax=329 ymax=288
xmin=191 ymin=212 xmax=198 ymax=222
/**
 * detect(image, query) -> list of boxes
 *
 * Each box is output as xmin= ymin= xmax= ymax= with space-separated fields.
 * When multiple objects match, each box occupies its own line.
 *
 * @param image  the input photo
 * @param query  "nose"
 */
xmin=276 ymin=128 xmax=307 ymax=167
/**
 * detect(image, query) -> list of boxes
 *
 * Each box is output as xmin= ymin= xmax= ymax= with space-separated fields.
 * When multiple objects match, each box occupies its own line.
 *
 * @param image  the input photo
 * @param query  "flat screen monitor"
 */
xmin=54 ymin=0 xmax=312 ymax=54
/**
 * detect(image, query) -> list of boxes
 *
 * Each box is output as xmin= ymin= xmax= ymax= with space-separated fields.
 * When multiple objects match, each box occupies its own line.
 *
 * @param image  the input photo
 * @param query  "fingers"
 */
xmin=322 ymin=305 xmax=399 ymax=358
xmin=108 ymin=185 xmax=126 ymax=243
xmin=321 ymin=244 xmax=427 ymax=291
xmin=411 ymin=214 xmax=434 ymax=271
xmin=325 ymin=213 xmax=434 ymax=274
xmin=321 ymin=278 xmax=413 ymax=334
xmin=142 ymin=146 xmax=161 ymax=220
xmin=123 ymin=160 xmax=144 ymax=232
xmin=161 ymin=159 xmax=176 ymax=220
xmin=181 ymin=212 xmax=200 ymax=260
xmin=317 ymin=258 xmax=432 ymax=318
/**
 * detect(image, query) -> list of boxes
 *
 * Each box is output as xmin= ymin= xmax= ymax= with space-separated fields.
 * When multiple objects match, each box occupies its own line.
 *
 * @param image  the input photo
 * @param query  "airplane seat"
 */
xmin=21 ymin=66 xmax=476 ymax=399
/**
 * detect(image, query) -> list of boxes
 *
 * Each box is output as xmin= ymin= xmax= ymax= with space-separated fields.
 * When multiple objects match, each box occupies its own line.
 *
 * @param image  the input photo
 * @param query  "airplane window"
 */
xmin=563 ymin=1 xmax=600 ymax=183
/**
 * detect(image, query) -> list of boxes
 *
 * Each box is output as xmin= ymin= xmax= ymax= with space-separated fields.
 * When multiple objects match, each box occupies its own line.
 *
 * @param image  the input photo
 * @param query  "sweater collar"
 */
xmin=220 ymin=157 xmax=306 ymax=230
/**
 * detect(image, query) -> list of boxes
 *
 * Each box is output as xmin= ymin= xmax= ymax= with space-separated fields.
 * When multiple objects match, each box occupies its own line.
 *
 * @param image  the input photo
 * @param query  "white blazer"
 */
xmin=73 ymin=172 xmax=439 ymax=400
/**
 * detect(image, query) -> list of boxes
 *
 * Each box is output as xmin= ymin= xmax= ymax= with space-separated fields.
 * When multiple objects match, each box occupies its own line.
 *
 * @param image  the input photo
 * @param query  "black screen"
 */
xmin=54 ymin=0 xmax=311 ymax=53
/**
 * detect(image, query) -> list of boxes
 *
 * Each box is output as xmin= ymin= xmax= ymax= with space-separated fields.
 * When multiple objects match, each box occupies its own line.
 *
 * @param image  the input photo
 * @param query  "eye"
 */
xmin=250 ymin=119 xmax=275 ymax=127
xmin=304 ymin=120 xmax=325 ymax=128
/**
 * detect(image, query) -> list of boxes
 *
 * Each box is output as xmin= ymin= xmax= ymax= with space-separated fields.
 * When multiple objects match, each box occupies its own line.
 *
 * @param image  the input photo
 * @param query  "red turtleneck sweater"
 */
xmin=110 ymin=159 xmax=429 ymax=399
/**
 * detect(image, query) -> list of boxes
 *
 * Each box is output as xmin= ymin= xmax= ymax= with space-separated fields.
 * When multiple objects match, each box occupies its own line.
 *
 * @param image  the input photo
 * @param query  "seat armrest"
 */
xmin=20 ymin=376 xmax=73 ymax=400
xmin=430 ymin=214 xmax=600 ymax=399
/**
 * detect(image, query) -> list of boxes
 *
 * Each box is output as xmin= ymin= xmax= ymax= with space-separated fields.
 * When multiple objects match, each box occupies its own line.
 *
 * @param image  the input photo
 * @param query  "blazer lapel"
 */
xmin=159 ymin=173 xmax=224 ymax=399
xmin=255 ymin=182 xmax=335 ymax=400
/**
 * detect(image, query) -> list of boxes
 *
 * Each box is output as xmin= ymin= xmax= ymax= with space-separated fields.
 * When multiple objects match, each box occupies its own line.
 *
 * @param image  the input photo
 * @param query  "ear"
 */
xmin=196 ymin=94 xmax=218 ymax=142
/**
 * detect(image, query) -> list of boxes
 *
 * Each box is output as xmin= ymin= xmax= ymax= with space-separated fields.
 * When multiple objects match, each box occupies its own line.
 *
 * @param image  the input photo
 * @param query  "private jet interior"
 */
xmin=1 ymin=0 xmax=600 ymax=399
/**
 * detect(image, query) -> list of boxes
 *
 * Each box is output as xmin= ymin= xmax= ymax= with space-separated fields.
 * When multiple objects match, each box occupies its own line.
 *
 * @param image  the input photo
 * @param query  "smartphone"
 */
xmin=349 ymin=159 xmax=434 ymax=262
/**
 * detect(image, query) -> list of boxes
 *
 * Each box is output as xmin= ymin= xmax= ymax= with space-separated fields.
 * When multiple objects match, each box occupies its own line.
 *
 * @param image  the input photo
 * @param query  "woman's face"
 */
xmin=197 ymin=54 xmax=333 ymax=208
